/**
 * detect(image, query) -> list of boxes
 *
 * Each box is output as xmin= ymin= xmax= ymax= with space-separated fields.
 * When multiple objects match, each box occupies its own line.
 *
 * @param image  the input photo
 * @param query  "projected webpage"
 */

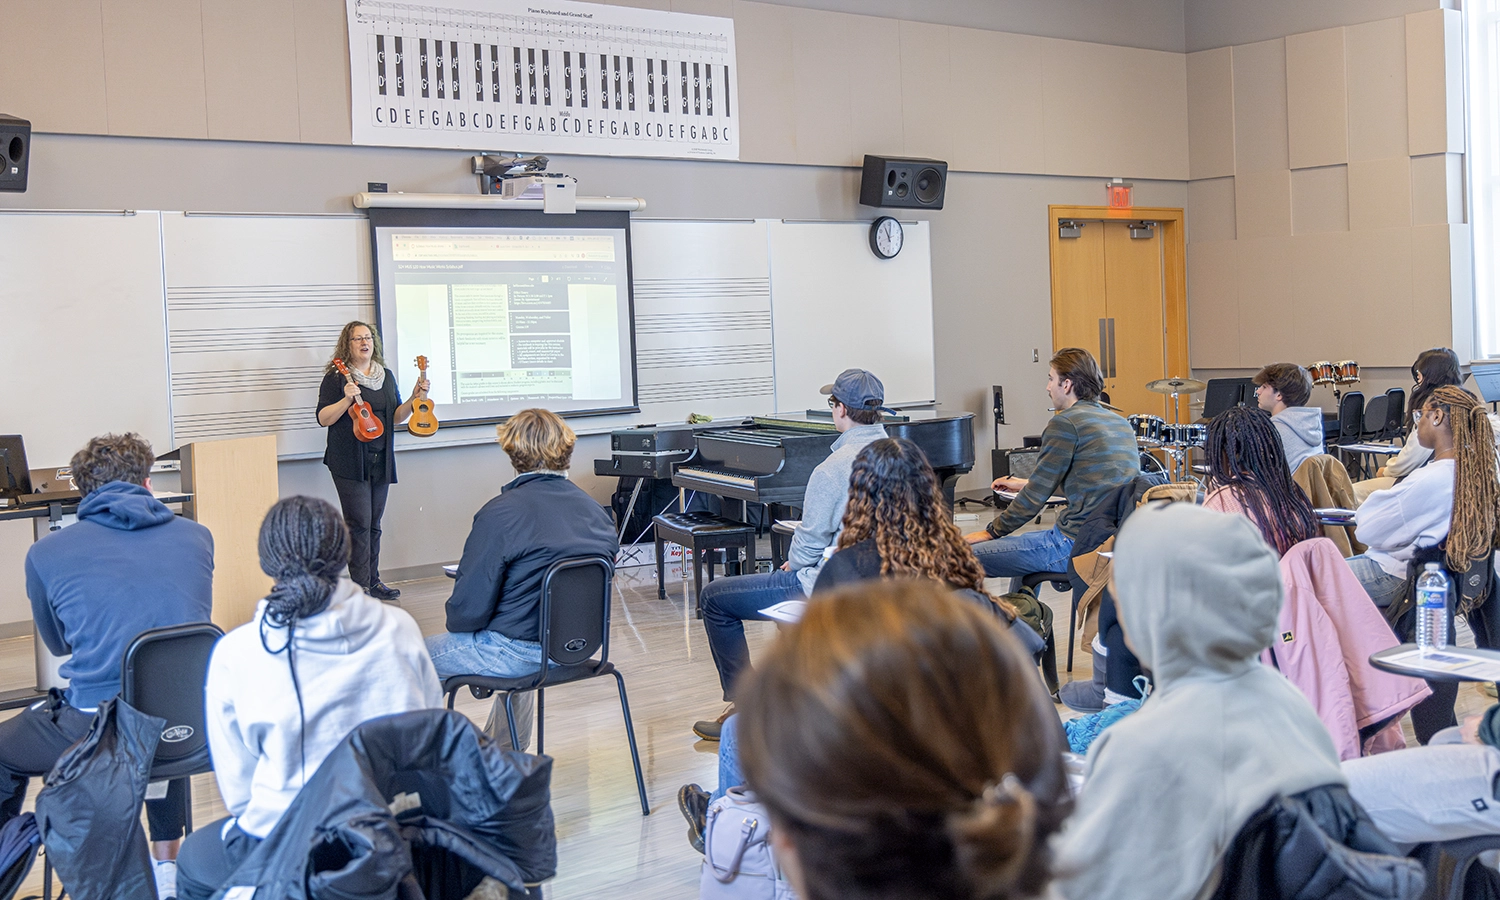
xmin=380 ymin=227 xmax=634 ymax=420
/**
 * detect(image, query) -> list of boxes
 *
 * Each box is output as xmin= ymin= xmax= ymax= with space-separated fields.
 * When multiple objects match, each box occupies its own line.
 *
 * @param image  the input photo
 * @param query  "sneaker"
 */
xmin=692 ymin=705 xmax=734 ymax=741
xmin=678 ymin=783 xmax=711 ymax=854
xmin=152 ymin=859 xmax=178 ymax=900
xmin=368 ymin=581 xmax=401 ymax=601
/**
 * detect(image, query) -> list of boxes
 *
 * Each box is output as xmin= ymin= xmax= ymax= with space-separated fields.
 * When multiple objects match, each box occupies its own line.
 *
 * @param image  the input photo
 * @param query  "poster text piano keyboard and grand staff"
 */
xmin=349 ymin=0 xmax=739 ymax=156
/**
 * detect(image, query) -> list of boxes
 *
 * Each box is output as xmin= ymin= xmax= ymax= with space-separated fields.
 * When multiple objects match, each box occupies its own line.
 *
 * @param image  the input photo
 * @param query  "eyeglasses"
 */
xmin=351 ymin=336 xmax=375 ymax=344
xmin=827 ymin=396 xmax=839 ymax=409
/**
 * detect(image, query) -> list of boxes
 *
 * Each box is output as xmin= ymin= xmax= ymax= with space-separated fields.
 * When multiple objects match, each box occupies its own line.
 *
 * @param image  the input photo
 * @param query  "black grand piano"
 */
xmin=670 ymin=411 xmax=976 ymax=511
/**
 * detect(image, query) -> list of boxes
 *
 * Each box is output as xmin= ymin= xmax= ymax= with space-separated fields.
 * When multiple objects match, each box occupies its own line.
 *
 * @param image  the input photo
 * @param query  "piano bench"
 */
xmin=652 ymin=511 xmax=758 ymax=618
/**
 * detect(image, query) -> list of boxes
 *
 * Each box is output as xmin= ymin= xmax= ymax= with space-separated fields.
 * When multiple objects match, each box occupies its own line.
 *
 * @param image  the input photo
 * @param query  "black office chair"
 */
xmin=43 ymin=623 xmax=223 ymax=900
xmin=442 ymin=556 xmax=649 ymax=816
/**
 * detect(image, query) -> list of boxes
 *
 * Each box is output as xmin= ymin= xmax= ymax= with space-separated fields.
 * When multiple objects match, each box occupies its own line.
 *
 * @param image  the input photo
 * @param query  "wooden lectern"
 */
xmin=180 ymin=434 xmax=279 ymax=630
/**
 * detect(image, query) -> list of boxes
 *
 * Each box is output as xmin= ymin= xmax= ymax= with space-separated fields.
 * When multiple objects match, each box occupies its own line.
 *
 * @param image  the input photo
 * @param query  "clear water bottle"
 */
xmin=1416 ymin=562 xmax=1450 ymax=652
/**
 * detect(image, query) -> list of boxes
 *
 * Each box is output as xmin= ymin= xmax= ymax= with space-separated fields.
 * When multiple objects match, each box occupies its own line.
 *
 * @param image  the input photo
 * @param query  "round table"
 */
xmin=1369 ymin=643 xmax=1500 ymax=683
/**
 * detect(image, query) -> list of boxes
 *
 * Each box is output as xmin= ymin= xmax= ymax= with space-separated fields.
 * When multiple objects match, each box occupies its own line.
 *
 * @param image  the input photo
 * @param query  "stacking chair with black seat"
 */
xmin=1020 ymin=570 xmax=1070 ymax=699
xmin=1382 ymin=387 xmax=1407 ymax=441
xmin=442 ymin=555 xmax=649 ymax=816
xmin=1362 ymin=395 xmax=1389 ymax=443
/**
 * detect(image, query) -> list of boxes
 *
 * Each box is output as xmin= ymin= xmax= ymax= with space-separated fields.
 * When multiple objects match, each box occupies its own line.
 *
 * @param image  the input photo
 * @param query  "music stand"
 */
xmin=0 ymin=436 xmax=32 ymax=503
xmin=1472 ymin=364 xmax=1500 ymax=413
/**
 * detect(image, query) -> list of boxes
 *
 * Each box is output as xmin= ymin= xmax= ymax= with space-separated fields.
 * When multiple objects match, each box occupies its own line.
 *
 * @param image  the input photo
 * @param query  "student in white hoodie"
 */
xmin=175 ymin=497 xmax=442 ymax=900
xmin=1252 ymin=362 xmax=1327 ymax=474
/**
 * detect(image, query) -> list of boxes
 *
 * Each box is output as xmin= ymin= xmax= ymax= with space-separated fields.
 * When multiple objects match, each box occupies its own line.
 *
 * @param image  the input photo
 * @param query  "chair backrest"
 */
xmin=539 ymin=556 xmax=615 ymax=669
xmin=1382 ymin=388 xmax=1406 ymax=440
xmin=120 ymin=623 xmax=223 ymax=765
xmin=1337 ymin=391 xmax=1365 ymax=441
xmin=1203 ymin=377 xmax=1253 ymax=419
xmin=1361 ymin=395 xmax=1388 ymax=439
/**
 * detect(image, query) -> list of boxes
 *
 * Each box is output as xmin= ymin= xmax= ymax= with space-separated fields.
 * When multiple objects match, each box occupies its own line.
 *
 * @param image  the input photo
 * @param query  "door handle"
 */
xmin=1107 ymin=317 xmax=1118 ymax=378
xmin=1098 ymin=318 xmax=1108 ymax=372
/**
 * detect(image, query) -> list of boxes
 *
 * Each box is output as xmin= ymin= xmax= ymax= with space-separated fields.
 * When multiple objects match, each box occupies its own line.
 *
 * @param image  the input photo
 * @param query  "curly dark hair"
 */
xmin=70 ymin=433 xmax=154 ymax=495
xmin=326 ymin=321 xmax=387 ymax=375
xmin=839 ymin=438 xmax=1016 ymax=616
xmin=1205 ymin=406 xmax=1318 ymax=556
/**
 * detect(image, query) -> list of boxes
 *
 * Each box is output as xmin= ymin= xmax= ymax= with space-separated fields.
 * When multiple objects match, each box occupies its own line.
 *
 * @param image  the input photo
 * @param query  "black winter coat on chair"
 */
xmin=211 ymin=709 xmax=556 ymax=900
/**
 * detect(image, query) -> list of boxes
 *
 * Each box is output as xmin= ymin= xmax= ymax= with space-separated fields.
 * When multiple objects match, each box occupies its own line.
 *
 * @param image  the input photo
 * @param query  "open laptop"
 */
xmin=0 ymin=436 xmax=81 ymax=506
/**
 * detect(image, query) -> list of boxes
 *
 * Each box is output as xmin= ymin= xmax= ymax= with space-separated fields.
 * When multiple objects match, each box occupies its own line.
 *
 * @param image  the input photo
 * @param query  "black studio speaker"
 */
xmin=0 ymin=115 xmax=30 ymax=193
xmin=859 ymin=154 xmax=947 ymax=210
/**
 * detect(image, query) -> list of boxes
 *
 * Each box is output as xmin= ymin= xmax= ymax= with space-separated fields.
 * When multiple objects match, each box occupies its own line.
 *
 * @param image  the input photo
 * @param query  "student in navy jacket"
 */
xmin=10 ymin=433 xmax=213 ymax=897
xmin=426 ymin=409 xmax=617 ymax=750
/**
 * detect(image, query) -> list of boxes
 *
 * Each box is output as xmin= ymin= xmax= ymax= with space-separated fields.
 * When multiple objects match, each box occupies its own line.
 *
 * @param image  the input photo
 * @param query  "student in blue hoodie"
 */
xmin=7 ymin=433 xmax=214 ymax=897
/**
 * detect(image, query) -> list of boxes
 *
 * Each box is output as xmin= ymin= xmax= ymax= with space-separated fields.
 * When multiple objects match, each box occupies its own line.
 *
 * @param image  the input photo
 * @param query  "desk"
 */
xmin=1337 ymin=442 xmax=1402 ymax=480
xmin=1369 ymin=644 xmax=1500 ymax=683
xmin=0 ymin=491 xmax=191 ymax=711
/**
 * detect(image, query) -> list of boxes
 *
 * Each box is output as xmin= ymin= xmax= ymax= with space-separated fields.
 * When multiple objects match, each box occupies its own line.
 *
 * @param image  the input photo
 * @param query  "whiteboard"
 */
xmin=161 ymin=213 xmax=375 ymax=458
xmin=0 ymin=211 xmax=172 ymax=467
xmin=767 ymin=221 xmax=935 ymax=412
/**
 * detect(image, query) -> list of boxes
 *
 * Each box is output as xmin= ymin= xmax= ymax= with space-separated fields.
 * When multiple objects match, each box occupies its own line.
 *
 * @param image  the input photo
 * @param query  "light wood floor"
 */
xmin=1 ymin=530 xmax=1491 ymax=898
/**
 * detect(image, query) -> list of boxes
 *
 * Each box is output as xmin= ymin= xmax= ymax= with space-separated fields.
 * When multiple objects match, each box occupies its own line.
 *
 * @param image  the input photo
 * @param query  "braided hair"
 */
xmin=256 ymin=496 xmax=350 ymax=786
xmin=1424 ymin=386 xmax=1500 ymax=572
xmin=1205 ymin=406 xmax=1319 ymax=556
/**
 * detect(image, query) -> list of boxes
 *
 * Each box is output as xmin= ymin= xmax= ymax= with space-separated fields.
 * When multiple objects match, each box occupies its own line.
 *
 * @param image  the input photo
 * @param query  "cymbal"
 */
xmin=1146 ymin=377 xmax=1208 ymax=395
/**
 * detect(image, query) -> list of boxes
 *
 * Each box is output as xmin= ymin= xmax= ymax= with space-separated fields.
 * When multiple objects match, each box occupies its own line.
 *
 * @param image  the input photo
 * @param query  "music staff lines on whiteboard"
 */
xmin=639 ymin=377 xmax=774 ymax=404
xmin=168 ymin=326 xmax=347 ymax=353
xmin=172 ymin=366 xmax=326 ymax=396
xmin=166 ymin=284 xmax=372 ymax=311
xmin=637 ymin=345 xmax=771 ymax=370
xmin=635 ymin=312 xmax=770 ymax=335
xmin=346 ymin=0 xmax=739 ymax=159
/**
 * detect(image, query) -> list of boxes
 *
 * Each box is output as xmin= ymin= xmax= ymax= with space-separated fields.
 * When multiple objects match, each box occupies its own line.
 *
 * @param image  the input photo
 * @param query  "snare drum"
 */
xmin=1334 ymin=360 xmax=1360 ymax=384
xmin=1163 ymin=423 xmax=1208 ymax=447
xmin=1308 ymin=361 xmax=1336 ymax=385
xmin=1128 ymin=414 xmax=1166 ymax=446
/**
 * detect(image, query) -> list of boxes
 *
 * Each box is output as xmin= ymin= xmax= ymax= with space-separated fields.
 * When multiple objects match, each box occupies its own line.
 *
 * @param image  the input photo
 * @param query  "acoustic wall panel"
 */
xmin=1290 ymin=165 xmax=1349 ymax=235
xmin=1348 ymin=157 xmax=1412 ymax=231
xmin=1406 ymin=9 xmax=1464 ymax=157
xmin=202 ymin=0 xmax=302 ymax=143
xmin=101 ymin=0 xmax=208 ymax=139
xmin=1412 ymin=223 xmax=1460 ymax=352
xmin=1288 ymin=232 xmax=1353 ymax=361
xmin=1187 ymin=48 xmax=1236 ymax=180
xmin=1235 ymin=237 xmax=1295 ymax=364
xmin=845 ymin=13 xmax=906 ymax=166
xmin=733 ymin=1 xmax=798 ymax=164
xmin=947 ymin=26 xmax=1007 ymax=174
xmin=790 ymin=7 xmax=854 ymax=167
xmin=1285 ymin=27 xmax=1348 ymax=170
xmin=292 ymin=0 xmax=353 ymax=145
xmin=1232 ymin=39 xmax=1290 ymax=174
xmin=898 ymin=21 xmax=953 ymax=163
xmin=1346 ymin=17 xmax=1408 ymax=163
xmin=0 ymin=1 xmax=108 ymax=135
xmin=1186 ymin=239 xmax=1239 ymax=367
xmin=1410 ymin=153 xmax=1464 ymax=226
xmin=1235 ymin=169 xmax=1292 ymax=240
xmin=1348 ymin=226 xmax=1414 ymax=364
xmin=1187 ymin=177 xmax=1237 ymax=244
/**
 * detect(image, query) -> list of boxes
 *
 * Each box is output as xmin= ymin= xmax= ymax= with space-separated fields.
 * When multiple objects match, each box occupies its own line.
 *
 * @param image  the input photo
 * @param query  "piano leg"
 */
xmin=938 ymin=472 xmax=960 ymax=512
xmin=691 ymin=547 xmax=706 ymax=619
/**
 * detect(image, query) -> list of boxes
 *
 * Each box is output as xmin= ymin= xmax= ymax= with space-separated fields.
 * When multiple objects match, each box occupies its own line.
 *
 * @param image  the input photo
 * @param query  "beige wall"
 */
xmin=1184 ymin=10 xmax=1472 ymax=374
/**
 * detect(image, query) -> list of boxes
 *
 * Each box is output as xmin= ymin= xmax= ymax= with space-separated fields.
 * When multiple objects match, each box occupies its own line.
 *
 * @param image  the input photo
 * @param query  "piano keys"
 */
xmin=350 ymin=0 xmax=738 ymax=158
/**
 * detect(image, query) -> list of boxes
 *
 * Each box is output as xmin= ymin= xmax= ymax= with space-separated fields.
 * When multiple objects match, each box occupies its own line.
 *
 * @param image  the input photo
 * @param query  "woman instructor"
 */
xmin=316 ymin=321 xmax=427 ymax=601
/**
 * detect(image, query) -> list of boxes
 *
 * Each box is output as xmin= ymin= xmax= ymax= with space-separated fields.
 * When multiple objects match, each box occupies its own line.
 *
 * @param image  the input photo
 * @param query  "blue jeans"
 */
xmin=1347 ymin=554 xmax=1408 ymax=608
xmin=425 ymin=630 xmax=545 ymax=750
xmin=714 ymin=714 xmax=741 ymax=803
xmin=700 ymin=568 xmax=804 ymax=701
xmin=970 ymin=524 xmax=1075 ymax=591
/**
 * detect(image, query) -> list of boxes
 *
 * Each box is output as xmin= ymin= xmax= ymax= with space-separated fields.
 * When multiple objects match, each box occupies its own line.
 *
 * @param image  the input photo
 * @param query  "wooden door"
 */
xmin=1101 ymin=221 xmax=1168 ymax=419
xmin=1049 ymin=221 xmax=1108 ymax=366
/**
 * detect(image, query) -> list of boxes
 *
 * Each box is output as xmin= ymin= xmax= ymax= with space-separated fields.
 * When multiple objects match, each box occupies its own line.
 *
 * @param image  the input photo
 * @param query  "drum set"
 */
xmin=1128 ymin=376 xmax=1210 ymax=482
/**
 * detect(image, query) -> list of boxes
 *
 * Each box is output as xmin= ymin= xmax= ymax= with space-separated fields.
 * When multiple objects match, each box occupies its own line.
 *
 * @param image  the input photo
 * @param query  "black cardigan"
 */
xmin=318 ymin=366 xmax=400 ymax=483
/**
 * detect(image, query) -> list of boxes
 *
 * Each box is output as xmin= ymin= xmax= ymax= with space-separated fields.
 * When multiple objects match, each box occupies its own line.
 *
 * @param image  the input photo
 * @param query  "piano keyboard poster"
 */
xmin=346 ymin=0 xmax=740 ymax=159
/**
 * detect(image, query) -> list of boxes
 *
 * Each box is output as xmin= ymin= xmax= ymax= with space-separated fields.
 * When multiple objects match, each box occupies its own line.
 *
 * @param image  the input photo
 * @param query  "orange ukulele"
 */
xmin=331 ymin=358 xmax=385 ymax=443
xmin=407 ymin=356 xmax=439 ymax=436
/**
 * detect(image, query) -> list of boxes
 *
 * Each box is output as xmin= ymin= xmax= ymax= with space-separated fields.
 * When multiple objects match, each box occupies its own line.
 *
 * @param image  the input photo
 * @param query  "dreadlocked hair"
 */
xmin=256 ymin=496 xmax=350 ymax=787
xmin=1205 ymin=406 xmax=1319 ymax=556
xmin=838 ymin=438 xmax=1019 ymax=619
xmin=1425 ymin=386 xmax=1500 ymax=572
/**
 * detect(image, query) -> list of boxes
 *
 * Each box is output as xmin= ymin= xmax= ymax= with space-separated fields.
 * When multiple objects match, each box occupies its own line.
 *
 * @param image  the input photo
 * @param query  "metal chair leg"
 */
xmin=655 ymin=534 xmax=667 ymax=599
xmin=43 ymin=852 xmax=51 ymax=900
xmin=535 ymin=688 xmax=545 ymax=756
xmin=445 ymin=687 xmax=457 ymax=710
xmin=611 ymin=670 xmax=650 ymax=816
xmin=182 ymin=776 xmax=194 ymax=836
xmin=503 ymin=691 xmax=521 ymax=753
xmin=1066 ymin=593 xmax=1080 ymax=673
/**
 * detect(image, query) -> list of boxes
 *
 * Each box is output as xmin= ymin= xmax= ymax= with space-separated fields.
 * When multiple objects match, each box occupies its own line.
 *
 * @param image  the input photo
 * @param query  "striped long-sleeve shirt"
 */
xmin=987 ymin=399 xmax=1141 ymax=540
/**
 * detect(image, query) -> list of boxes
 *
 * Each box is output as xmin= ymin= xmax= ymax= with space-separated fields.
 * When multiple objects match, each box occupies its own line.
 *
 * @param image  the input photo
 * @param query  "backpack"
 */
xmin=0 ymin=812 xmax=39 ymax=900
xmin=1003 ymin=585 xmax=1054 ymax=644
xmin=700 ymin=788 xmax=797 ymax=900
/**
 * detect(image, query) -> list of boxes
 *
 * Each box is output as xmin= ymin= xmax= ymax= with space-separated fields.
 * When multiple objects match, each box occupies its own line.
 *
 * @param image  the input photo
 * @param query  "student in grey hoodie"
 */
xmin=1253 ymin=362 xmax=1327 ymax=473
xmin=1054 ymin=503 xmax=1345 ymax=900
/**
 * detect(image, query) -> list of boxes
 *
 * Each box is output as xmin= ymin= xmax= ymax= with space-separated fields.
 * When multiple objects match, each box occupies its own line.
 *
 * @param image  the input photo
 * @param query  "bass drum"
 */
xmin=1139 ymin=450 xmax=1168 ymax=479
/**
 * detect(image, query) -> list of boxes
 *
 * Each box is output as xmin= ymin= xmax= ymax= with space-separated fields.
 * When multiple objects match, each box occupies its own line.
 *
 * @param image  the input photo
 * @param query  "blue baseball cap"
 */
xmin=820 ymin=368 xmax=895 ymax=414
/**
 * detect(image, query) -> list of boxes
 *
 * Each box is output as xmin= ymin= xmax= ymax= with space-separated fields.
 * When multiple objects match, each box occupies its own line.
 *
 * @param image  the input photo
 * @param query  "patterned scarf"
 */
xmin=349 ymin=361 xmax=386 ymax=391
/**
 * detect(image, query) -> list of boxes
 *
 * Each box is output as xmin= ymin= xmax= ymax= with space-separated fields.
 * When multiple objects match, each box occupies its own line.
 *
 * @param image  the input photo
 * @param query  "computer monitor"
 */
xmin=1471 ymin=363 xmax=1500 ymax=405
xmin=0 ymin=435 xmax=33 ymax=501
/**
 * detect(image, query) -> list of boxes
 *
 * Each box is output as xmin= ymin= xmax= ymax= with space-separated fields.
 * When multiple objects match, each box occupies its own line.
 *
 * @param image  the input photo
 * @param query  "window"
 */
xmin=1469 ymin=0 xmax=1500 ymax=356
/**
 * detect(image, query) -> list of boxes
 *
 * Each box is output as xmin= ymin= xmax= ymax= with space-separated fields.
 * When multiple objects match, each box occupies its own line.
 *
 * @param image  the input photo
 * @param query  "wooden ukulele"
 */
xmin=407 ymin=356 xmax=439 ymax=436
xmin=331 ymin=358 xmax=385 ymax=443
